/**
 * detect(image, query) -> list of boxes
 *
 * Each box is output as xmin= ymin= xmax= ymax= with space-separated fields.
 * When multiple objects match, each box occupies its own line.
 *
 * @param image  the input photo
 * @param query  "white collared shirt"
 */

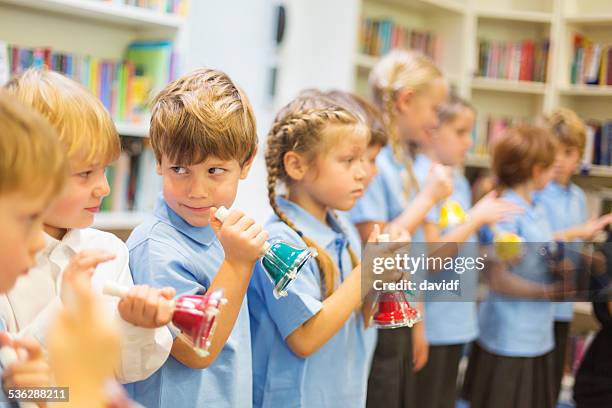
xmin=0 ymin=228 xmax=173 ymax=384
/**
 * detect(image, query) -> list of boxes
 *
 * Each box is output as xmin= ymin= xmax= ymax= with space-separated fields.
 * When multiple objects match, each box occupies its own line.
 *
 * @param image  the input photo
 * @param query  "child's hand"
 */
xmin=209 ymin=208 xmax=268 ymax=269
xmin=470 ymin=191 xmax=524 ymax=225
xmin=423 ymin=164 xmax=453 ymax=202
xmin=117 ymin=285 xmax=176 ymax=328
xmin=0 ymin=334 xmax=51 ymax=394
xmin=579 ymin=214 xmax=612 ymax=239
xmin=412 ymin=322 xmax=429 ymax=372
xmin=61 ymin=250 xmax=115 ymax=305
xmin=48 ymin=270 xmax=120 ymax=408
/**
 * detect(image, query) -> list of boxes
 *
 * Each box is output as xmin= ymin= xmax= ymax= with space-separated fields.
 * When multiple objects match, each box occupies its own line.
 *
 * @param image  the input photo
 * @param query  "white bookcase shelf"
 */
xmin=471 ymin=77 xmax=547 ymax=95
xmin=115 ymin=122 xmax=150 ymax=138
xmin=0 ymin=0 xmax=184 ymax=31
xmin=476 ymin=8 xmax=553 ymax=23
xmin=93 ymin=211 xmax=147 ymax=230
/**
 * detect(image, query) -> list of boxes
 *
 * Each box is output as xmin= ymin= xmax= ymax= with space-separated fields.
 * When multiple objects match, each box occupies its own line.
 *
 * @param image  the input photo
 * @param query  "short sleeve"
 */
xmin=349 ymin=174 xmax=389 ymax=224
xmin=250 ymin=227 xmax=323 ymax=339
xmin=129 ymin=239 xmax=205 ymax=298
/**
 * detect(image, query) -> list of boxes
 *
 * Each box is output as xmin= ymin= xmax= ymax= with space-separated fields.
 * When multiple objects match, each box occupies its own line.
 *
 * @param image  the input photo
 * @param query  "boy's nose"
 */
xmin=94 ymin=174 xmax=111 ymax=198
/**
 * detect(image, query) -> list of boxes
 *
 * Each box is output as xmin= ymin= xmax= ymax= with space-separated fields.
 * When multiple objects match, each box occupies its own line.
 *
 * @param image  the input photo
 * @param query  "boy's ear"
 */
xmin=396 ymin=87 xmax=416 ymax=114
xmin=283 ymin=151 xmax=309 ymax=181
xmin=239 ymin=146 xmax=258 ymax=179
xmin=156 ymin=162 xmax=162 ymax=176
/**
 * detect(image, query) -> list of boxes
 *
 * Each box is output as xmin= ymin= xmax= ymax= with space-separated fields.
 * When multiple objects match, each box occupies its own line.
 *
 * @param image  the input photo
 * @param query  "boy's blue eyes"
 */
xmin=171 ymin=166 xmax=187 ymax=174
xmin=78 ymin=171 xmax=92 ymax=178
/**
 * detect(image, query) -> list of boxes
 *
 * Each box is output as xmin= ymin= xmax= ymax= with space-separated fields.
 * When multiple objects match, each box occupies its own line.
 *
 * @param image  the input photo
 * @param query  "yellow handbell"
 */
xmin=493 ymin=231 xmax=523 ymax=261
xmin=439 ymin=200 xmax=468 ymax=229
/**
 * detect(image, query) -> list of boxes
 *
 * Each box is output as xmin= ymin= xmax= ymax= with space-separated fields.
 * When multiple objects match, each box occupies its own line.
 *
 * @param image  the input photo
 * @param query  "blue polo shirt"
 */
xmin=349 ymin=145 xmax=425 ymax=242
xmin=418 ymin=158 xmax=478 ymax=346
xmin=125 ymin=195 xmax=252 ymax=408
xmin=477 ymin=190 xmax=555 ymax=357
xmin=535 ymin=181 xmax=587 ymax=321
xmin=249 ymin=196 xmax=375 ymax=408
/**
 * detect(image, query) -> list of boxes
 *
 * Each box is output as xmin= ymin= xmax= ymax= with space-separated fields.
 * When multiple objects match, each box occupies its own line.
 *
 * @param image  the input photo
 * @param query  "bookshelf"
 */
xmin=0 ymin=0 xmax=187 ymax=232
xmin=354 ymin=0 xmax=612 ymax=184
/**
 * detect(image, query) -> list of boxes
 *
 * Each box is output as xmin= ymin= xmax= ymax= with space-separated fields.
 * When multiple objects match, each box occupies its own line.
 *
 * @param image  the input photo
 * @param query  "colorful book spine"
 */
xmin=2 ymin=41 xmax=176 ymax=124
xmin=359 ymin=17 xmax=440 ymax=63
xmin=477 ymin=39 xmax=549 ymax=82
xmin=571 ymin=33 xmax=612 ymax=86
xmin=103 ymin=0 xmax=189 ymax=16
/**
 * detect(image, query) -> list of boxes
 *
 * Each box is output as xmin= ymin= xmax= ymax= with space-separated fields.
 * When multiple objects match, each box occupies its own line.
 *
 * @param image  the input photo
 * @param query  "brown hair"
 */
xmin=5 ymin=68 xmax=120 ymax=168
xmin=437 ymin=93 xmax=474 ymax=125
xmin=0 ymin=89 xmax=67 ymax=198
xmin=492 ymin=125 xmax=556 ymax=189
xmin=266 ymin=91 xmax=368 ymax=299
xmin=325 ymin=90 xmax=388 ymax=147
xmin=369 ymin=50 xmax=444 ymax=194
xmin=538 ymin=108 xmax=586 ymax=156
xmin=150 ymin=68 xmax=257 ymax=166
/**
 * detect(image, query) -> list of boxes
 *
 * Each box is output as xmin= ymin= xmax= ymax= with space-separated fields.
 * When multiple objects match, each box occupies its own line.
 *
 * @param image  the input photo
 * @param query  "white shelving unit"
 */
xmin=0 ymin=0 xmax=187 ymax=232
xmin=0 ymin=0 xmax=184 ymax=30
xmin=354 ymin=0 xmax=612 ymax=184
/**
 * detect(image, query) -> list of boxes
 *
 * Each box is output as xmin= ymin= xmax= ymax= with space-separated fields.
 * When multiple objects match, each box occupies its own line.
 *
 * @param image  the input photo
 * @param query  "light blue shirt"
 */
xmin=416 ymin=158 xmax=479 ymax=345
xmin=478 ymin=190 xmax=555 ymax=357
xmin=349 ymin=145 xmax=424 ymax=242
xmin=535 ymin=181 xmax=587 ymax=321
xmin=249 ymin=196 xmax=375 ymax=408
xmin=125 ymin=196 xmax=252 ymax=408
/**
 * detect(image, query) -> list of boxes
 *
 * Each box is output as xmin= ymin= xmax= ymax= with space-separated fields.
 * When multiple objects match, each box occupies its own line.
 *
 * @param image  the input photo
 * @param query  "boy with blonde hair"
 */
xmin=3 ymin=68 xmax=175 ymax=384
xmin=126 ymin=68 xmax=266 ymax=408
xmin=0 ymin=89 xmax=66 ymax=407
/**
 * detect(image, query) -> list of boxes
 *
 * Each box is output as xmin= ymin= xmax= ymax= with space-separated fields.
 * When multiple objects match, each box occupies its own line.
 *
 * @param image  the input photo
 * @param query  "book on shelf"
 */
xmin=1 ymin=40 xmax=178 ymax=125
xmin=477 ymin=39 xmax=549 ymax=82
xmin=571 ymin=33 xmax=612 ymax=86
xmin=359 ymin=17 xmax=441 ymax=63
xmin=101 ymin=0 xmax=189 ymax=16
xmin=470 ymin=114 xmax=529 ymax=156
xmin=101 ymin=137 xmax=162 ymax=214
xmin=584 ymin=121 xmax=612 ymax=167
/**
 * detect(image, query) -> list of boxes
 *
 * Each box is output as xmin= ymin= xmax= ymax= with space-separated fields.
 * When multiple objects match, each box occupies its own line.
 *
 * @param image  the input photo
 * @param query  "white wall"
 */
xmin=186 ymin=0 xmax=278 ymax=223
xmin=275 ymin=0 xmax=359 ymax=107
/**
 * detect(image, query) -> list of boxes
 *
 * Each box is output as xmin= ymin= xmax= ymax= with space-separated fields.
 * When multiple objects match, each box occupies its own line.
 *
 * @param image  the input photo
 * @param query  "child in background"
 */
xmin=349 ymin=49 xmax=452 ymax=408
xmin=462 ymin=126 xmax=564 ymax=408
xmin=535 ymin=108 xmax=612 ymax=402
xmin=248 ymin=92 xmax=380 ymax=407
xmin=3 ymin=68 xmax=175 ymax=384
xmin=126 ymin=68 xmax=267 ymax=408
xmin=0 ymin=90 xmax=66 ymax=408
xmin=324 ymin=90 xmax=388 ymax=189
xmin=414 ymin=95 xmax=521 ymax=408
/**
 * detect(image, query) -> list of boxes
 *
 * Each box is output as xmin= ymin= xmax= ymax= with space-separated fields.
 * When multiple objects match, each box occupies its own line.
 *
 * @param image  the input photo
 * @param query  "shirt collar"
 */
xmin=275 ymin=196 xmax=348 ymax=248
xmin=153 ymin=194 xmax=216 ymax=247
xmin=43 ymin=229 xmax=82 ymax=255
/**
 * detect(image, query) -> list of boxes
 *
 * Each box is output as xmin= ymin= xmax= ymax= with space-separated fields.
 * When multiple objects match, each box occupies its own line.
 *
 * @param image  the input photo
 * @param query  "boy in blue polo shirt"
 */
xmin=536 ymin=108 xmax=612 ymax=402
xmin=126 ymin=68 xmax=268 ymax=408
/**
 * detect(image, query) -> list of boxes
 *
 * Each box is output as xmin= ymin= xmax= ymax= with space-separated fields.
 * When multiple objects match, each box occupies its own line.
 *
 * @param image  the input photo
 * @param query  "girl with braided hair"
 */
xmin=248 ymin=91 xmax=381 ymax=407
xmin=348 ymin=49 xmax=452 ymax=408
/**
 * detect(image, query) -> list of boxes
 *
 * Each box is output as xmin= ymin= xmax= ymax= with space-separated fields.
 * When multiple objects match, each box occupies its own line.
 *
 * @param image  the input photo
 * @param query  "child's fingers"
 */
xmin=5 ymin=371 xmax=50 ymax=388
xmin=253 ymin=231 xmax=269 ymax=250
xmin=234 ymin=215 xmax=255 ymax=232
xmin=155 ymin=298 xmax=174 ymax=327
xmin=244 ymin=222 xmax=263 ymax=239
xmin=159 ymin=287 xmax=176 ymax=300
xmin=142 ymin=289 xmax=159 ymax=324
xmin=221 ymin=209 xmax=244 ymax=227
xmin=76 ymin=253 xmax=116 ymax=269
xmin=0 ymin=332 xmax=13 ymax=348
xmin=132 ymin=285 xmax=150 ymax=318
xmin=366 ymin=224 xmax=381 ymax=243
xmin=11 ymin=338 xmax=43 ymax=361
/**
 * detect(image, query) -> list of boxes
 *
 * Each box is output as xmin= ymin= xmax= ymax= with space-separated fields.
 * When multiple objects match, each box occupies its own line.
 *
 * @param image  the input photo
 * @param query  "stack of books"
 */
xmin=477 ymin=39 xmax=549 ymax=82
